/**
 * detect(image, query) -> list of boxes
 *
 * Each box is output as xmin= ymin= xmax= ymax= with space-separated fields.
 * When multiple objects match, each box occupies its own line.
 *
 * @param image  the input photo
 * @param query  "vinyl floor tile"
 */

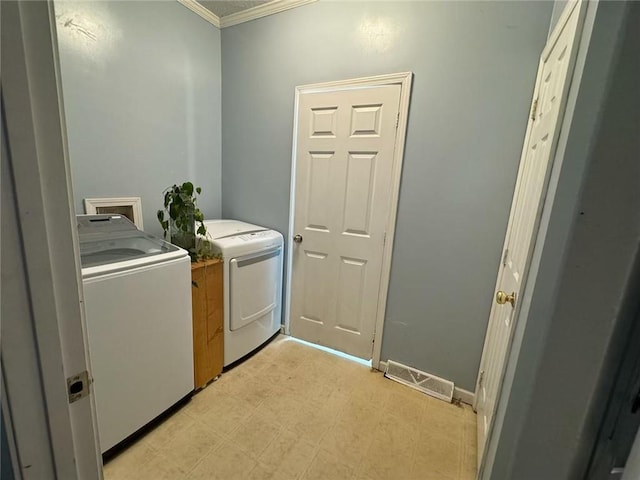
xmin=103 ymin=335 xmax=477 ymax=480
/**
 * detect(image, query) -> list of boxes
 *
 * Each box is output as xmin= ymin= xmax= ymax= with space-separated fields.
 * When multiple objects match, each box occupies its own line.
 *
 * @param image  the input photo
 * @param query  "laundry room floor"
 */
xmin=103 ymin=335 xmax=477 ymax=480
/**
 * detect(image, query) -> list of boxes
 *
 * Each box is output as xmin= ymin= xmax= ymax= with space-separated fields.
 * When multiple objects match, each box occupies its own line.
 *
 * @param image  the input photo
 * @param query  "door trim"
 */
xmin=284 ymin=72 xmax=413 ymax=369
xmin=2 ymin=1 xmax=102 ymax=477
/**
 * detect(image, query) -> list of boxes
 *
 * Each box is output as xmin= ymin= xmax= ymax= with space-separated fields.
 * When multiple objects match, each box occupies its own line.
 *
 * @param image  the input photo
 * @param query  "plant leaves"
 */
xmin=169 ymin=202 xmax=179 ymax=220
xmin=161 ymin=181 xmax=207 ymax=257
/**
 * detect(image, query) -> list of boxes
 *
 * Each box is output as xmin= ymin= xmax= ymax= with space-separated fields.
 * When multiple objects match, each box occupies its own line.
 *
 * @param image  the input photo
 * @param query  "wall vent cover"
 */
xmin=384 ymin=360 xmax=454 ymax=403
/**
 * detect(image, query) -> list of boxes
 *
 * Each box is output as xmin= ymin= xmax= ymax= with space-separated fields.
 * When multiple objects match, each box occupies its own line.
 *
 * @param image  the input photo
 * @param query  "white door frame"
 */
xmin=284 ymin=72 xmax=413 ymax=369
xmin=1 ymin=1 xmax=102 ymax=478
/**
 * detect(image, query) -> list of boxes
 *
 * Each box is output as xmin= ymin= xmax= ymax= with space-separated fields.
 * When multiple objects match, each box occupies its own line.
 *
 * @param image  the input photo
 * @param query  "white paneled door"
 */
xmin=290 ymin=84 xmax=402 ymax=360
xmin=475 ymin=0 xmax=584 ymax=464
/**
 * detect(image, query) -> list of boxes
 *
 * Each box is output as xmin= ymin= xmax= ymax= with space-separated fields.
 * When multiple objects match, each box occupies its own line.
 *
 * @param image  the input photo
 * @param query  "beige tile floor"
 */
xmin=103 ymin=335 xmax=477 ymax=480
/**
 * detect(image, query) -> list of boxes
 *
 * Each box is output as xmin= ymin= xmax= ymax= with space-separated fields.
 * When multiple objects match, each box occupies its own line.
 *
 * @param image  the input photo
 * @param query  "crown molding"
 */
xmin=220 ymin=0 xmax=317 ymax=28
xmin=177 ymin=0 xmax=221 ymax=28
xmin=177 ymin=0 xmax=317 ymax=30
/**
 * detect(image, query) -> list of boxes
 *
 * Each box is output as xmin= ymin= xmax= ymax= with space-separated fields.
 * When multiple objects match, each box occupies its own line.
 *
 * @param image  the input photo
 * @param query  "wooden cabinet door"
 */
xmin=191 ymin=260 xmax=223 ymax=389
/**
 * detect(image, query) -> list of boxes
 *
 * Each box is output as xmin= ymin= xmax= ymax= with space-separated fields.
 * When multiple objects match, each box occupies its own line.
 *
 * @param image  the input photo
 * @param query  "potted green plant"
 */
xmin=157 ymin=182 xmax=207 ymax=261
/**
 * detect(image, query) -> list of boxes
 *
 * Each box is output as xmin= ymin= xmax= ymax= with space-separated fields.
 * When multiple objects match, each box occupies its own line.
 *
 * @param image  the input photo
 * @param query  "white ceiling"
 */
xmin=197 ymin=0 xmax=271 ymax=18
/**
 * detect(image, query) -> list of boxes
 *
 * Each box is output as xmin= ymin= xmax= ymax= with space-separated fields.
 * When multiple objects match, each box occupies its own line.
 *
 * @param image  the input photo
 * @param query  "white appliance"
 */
xmin=200 ymin=220 xmax=283 ymax=366
xmin=78 ymin=214 xmax=194 ymax=453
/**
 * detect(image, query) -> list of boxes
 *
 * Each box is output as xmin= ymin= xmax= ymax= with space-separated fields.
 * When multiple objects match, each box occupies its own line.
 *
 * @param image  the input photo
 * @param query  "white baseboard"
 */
xmin=375 ymin=360 xmax=475 ymax=406
xmin=453 ymin=387 xmax=475 ymax=406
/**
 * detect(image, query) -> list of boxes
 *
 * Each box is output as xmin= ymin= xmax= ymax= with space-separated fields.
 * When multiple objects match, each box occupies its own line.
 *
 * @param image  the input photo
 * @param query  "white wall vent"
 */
xmin=384 ymin=360 xmax=454 ymax=403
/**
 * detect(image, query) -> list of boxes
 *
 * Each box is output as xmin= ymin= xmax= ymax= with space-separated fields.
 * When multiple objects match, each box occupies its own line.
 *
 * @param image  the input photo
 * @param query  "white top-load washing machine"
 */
xmin=78 ymin=214 xmax=194 ymax=453
xmin=200 ymin=220 xmax=283 ymax=366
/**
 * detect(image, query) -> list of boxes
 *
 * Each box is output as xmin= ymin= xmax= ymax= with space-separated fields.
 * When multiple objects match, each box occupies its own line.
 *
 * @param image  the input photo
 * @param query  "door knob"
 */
xmin=496 ymin=290 xmax=516 ymax=307
xmin=293 ymin=234 xmax=303 ymax=244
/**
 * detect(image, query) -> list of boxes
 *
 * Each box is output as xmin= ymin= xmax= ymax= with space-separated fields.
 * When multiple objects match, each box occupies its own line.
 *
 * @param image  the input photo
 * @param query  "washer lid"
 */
xmin=79 ymin=232 xmax=181 ymax=269
xmin=202 ymin=219 xmax=267 ymax=240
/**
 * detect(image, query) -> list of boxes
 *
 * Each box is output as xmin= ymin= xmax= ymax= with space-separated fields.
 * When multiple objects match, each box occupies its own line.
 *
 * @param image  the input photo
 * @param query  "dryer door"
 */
xmin=229 ymin=246 xmax=282 ymax=331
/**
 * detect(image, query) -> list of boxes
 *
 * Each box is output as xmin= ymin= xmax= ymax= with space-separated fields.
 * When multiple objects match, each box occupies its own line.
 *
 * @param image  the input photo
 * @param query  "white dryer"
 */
xmin=201 ymin=220 xmax=283 ymax=366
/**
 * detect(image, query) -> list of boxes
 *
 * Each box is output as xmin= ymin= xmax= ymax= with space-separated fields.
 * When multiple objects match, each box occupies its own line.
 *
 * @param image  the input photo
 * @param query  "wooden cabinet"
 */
xmin=191 ymin=259 xmax=223 ymax=389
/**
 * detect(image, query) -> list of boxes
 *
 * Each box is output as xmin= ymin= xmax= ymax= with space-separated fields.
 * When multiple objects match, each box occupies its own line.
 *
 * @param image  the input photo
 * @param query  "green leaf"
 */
xmin=169 ymin=203 xmax=179 ymax=220
xmin=160 ymin=181 xmax=206 ymax=252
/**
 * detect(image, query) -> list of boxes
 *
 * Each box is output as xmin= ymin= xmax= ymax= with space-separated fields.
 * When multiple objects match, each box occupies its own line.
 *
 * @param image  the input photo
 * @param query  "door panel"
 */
xmin=343 ymin=153 xmax=377 ymax=236
xmin=335 ymin=256 xmax=367 ymax=333
xmin=301 ymin=250 xmax=331 ymax=325
xmin=306 ymin=152 xmax=334 ymax=232
xmin=476 ymin=1 xmax=583 ymax=462
xmin=291 ymin=85 xmax=401 ymax=360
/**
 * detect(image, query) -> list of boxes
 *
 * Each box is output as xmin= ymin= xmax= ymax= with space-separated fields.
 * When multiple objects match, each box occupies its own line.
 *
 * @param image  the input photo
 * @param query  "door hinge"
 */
xmin=530 ymin=98 xmax=538 ymax=121
xmin=478 ymin=370 xmax=485 ymax=388
xmin=502 ymin=248 xmax=509 ymax=267
xmin=383 ymin=231 xmax=387 ymax=246
xmin=396 ymin=113 xmax=399 ymax=129
xmin=67 ymin=370 xmax=91 ymax=404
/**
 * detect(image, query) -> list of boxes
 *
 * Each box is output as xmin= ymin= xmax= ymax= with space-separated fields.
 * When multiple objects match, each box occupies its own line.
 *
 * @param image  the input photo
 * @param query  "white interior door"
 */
xmin=475 ymin=0 xmax=583 ymax=462
xmin=290 ymin=84 xmax=401 ymax=360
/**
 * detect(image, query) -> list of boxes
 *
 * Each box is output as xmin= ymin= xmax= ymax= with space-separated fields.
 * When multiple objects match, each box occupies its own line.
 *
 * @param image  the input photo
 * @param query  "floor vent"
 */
xmin=384 ymin=360 xmax=454 ymax=403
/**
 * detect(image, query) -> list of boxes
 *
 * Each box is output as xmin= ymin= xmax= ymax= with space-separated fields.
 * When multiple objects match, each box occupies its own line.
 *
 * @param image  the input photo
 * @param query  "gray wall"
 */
xmin=56 ymin=1 xmax=222 ymax=238
xmin=1 ymin=97 xmax=14 ymax=480
xmin=623 ymin=429 xmax=640 ymax=480
xmin=549 ymin=1 xmax=569 ymax=37
xmin=1 ymin=411 xmax=14 ymax=480
xmin=221 ymin=1 xmax=552 ymax=390
xmin=485 ymin=1 xmax=640 ymax=478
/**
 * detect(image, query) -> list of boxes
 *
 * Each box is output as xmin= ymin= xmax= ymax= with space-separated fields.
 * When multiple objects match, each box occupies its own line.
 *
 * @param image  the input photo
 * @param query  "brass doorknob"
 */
xmin=496 ymin=290 xmax=516 ymax=307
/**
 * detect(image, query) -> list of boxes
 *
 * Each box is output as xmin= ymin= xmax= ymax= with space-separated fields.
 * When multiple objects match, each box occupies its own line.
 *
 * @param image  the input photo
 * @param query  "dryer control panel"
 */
xmin=239 ymin=231 xmax=272 ymax=241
